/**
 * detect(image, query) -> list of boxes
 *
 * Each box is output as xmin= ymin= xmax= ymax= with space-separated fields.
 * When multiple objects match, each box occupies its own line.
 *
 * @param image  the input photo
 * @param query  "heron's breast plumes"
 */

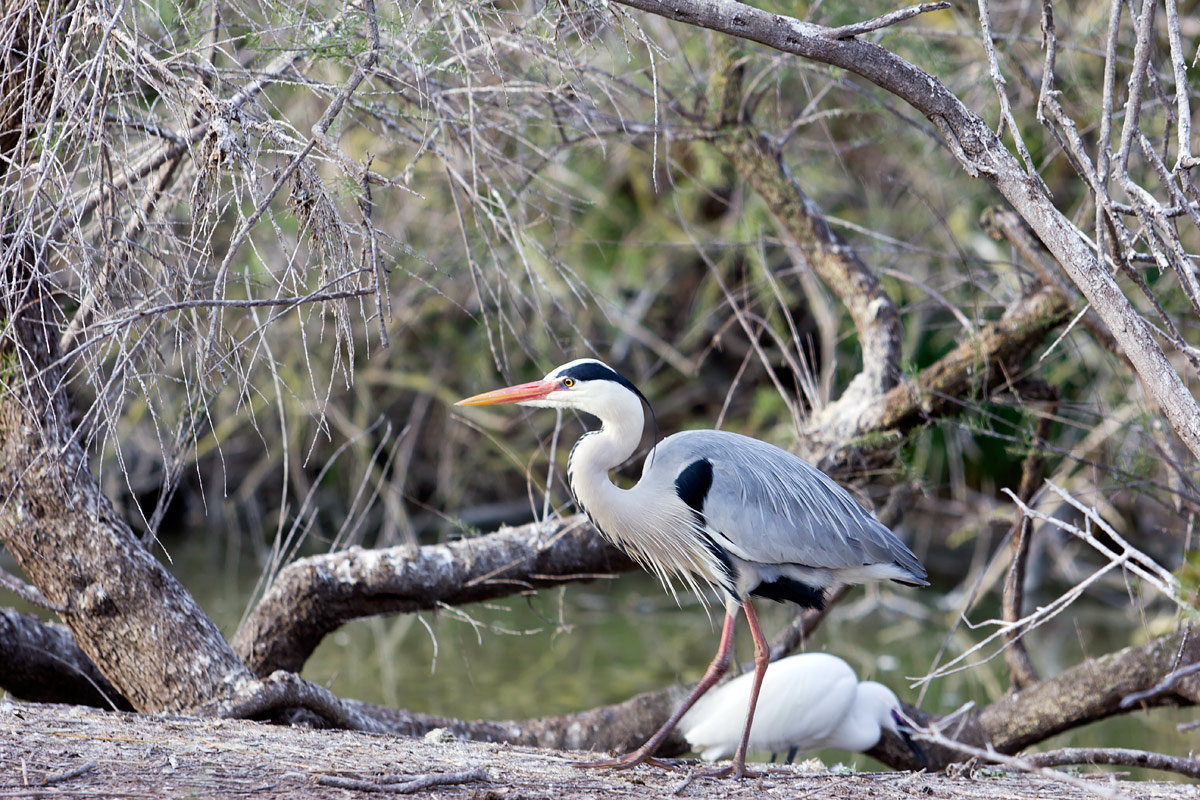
xmin=568 ymin=434 xmax=730 ymax=603
xmin=591 ymin=497 xmax=731 ymax=603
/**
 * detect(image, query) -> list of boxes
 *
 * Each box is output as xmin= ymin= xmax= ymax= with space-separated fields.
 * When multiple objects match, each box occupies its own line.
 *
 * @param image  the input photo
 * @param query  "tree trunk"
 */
xmin=0 ymin=0 xmax=251 ymax=714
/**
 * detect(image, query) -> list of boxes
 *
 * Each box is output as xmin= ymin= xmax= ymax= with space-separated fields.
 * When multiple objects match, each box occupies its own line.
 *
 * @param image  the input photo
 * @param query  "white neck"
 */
xmin=567 ymin=393 xmax=645 ymax=514
xmin=830 ymin=685 xmax=896 ymax=752
xmin=565 ymin=393 xmax=722 ymax=600
xmin=829 ymin=710 xmax=883 ymax=752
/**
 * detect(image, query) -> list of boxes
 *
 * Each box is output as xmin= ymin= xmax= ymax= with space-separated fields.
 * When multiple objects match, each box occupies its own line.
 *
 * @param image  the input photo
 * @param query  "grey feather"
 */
xmin=645 ymin=430 xmax=927 ymax=588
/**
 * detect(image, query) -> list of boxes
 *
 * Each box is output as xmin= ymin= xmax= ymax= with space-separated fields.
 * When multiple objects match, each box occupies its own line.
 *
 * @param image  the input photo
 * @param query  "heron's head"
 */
xmin=456 ymin=358 xmax=649 ymax=423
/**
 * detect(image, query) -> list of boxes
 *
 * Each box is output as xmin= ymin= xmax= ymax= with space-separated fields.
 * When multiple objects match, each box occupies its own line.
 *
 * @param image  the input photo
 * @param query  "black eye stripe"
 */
xmin=560 ymin=362 xmax=630 ymax=387
xmin=556 ymin=361 xmax=653 ymax=419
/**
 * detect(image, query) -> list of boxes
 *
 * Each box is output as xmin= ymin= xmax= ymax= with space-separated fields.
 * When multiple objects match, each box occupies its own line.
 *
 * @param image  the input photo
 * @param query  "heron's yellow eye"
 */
xmin=563 ymin=377 xmax=575 ymax=388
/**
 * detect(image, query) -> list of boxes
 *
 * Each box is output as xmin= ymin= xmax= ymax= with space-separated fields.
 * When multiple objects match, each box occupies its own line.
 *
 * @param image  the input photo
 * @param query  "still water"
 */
xmin=182 ymin=537 xmax=1197 ymax=775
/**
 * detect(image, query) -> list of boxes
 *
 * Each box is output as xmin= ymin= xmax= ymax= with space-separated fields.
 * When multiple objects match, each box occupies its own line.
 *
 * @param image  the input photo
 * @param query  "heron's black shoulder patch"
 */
xmin=674 ymin=458 xmax=713 ymax=513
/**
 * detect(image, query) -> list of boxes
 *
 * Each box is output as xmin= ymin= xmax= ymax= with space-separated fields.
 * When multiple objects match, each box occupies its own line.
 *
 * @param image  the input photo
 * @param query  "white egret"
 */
xmin=681 ymin=652 xmax=926 ymax=766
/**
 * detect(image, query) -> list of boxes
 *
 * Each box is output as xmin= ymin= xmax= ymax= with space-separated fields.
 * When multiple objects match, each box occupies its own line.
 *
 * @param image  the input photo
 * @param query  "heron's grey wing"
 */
xmin=654 ymin=430 xmax=926 ymax=582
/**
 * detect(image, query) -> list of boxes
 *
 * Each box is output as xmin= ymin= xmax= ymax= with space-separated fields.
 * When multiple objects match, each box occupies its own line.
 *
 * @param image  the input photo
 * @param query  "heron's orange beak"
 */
xmin=455 ymin=379 xmax=559 ymax=406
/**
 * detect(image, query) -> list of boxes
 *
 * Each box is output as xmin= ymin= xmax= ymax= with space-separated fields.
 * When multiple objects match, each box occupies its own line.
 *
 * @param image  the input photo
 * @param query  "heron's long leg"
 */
xmin=572 ymin=607 xmax=739 ymax=772
xmin=706 ymin=599 xmax=770 ymax=779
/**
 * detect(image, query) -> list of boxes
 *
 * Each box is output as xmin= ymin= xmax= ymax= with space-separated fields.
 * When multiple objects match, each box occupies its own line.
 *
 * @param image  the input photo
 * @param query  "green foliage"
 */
xmin=0 ymin=345 xmax=17 ymax=401
xmin=1176 ymin=550 xmax=1200 ymax=620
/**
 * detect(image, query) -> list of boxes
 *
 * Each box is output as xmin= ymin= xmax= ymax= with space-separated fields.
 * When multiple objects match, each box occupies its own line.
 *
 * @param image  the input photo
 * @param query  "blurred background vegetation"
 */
xmin=9 ymin=0 xmax=1197 ymax=770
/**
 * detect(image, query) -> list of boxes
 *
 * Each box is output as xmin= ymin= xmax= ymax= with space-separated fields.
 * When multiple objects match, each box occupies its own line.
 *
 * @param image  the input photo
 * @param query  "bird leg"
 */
xmin=572 ymin=607 xmax=739 ymax=772
xmin=698 ymin=599 xmax=769 ymax=779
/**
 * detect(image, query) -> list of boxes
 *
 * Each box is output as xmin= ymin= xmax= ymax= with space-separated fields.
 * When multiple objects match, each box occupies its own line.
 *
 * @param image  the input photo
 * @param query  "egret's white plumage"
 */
xmin=456 ymin=357 xmax=927 ymax=778
xmin=681 ymin=653 xmax=906 ymax=761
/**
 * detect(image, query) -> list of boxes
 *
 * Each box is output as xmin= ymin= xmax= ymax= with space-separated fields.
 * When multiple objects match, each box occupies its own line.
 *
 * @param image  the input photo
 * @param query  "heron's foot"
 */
xmin=572 ymin=751 xmax=679 ymax=772
xmin=695 ymin=762 xmax=763 ymax=780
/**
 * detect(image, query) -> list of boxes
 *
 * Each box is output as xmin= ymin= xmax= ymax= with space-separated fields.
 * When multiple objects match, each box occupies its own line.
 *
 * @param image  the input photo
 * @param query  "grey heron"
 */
xmin=456 ymin=358 xmax=927 ymax=778
xmin=681 ymin=652 xmax=926 ymax=766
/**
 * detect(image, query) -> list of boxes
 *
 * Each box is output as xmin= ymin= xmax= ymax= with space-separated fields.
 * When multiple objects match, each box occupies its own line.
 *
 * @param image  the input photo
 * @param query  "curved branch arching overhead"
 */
xmin=607 ymin=0 xmax=1200 ymax=464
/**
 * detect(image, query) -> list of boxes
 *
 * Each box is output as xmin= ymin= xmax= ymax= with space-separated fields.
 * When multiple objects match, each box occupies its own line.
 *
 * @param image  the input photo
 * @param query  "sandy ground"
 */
xmin=0 ymin=701 xmax=1193 ymax=799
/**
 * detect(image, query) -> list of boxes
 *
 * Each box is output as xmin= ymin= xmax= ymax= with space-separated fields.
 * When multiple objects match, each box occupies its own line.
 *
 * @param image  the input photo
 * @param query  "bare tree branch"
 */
xmin=605 ymin=0 xmax=1200 ymax=464
xmin=870 ymin=625 xmax=1200 ymax=770
xmin=824 ymin=2 xmax=951 ymax=40
xmin=711 ymin=131 xmax=904 ymax=441
xmin=0 ymin=567 xmax=62 ymax=612
xmin=1121 ymin=660 xmax=1200 ymax=709
xmin=1023 ymin=747 xmax=1200 ymax=780
xmin=868 ymin=286 xmax=1070 ymax=440
xmin=315 ymin=769 xmax=489 ymax=794
xmin=233 ymin=518 xmax=638 ymax=675
xmin=1163 ymin=0 xmax=1195 ymax=170
xmin=1034 ymin=0 xmax=1056 ymax=121
xmin=976 ymin=0 xmax=1042 ymax=182
xmin=0 ymin=609 xmax=130 ymax=711
xmin=1002 ymin=393 xmax=1056 ymax=689
xmin=200 ymin=670 xmax=389 ymax=733
xmin=1113 ymin=0 xmax=1157 ymax=176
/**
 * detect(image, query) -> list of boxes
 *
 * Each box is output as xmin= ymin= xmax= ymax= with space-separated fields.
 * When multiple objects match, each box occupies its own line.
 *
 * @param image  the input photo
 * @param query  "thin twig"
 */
xmin=1135 ymin=135 xmax=1200 ymax=328
xmin=824 ymin=2 xmax=950 ymax=40
xmin=1001 ymin=394 xmax=1056 ymax=689
xmin=1025 ymin=482 xmax=1183 ymax=602
xmin=1120 ymin=661 xmax=1200 ymax=708
xmin=916 ymin=478 xmax=1182 ymax=687
xmin=0 ymin=567 xmax=64 ymax=612
xmin=85 ymin=289 xmax=375 ymax=342
xmin=1108 ymin=199 xmax=1199 ymax=216
xmin=909 ymin=725 xmax=1122 ymax=800
xmin=45 ymin=15 xmax=345 ymax=245
xmin=316 ymin=769 xmax=488 ymax=793
xmin=1035 ymin=0 xmax=1056 ymax=122
xmin=41 ymin=761 xmax=96 ymax=786
xmin=671 ymin=770 xmax=698 ymax=794
xmin=1162 ymin=0 xmax=1195 ymax=170
xmin=1040 ymin=94 xmax=1198 ymax=368
xmin=1023 ymin=747 xmax=1200 ymax=780
xmin=976 ymin=0 xmax=1043 ymax=185
xmin=1093 ymin=0 xmax=1124 ymax=271
xmin=1114 ymin=0 xmax=1157 ymax=176
xmin=58 ymin=151 xmax=185 ymax=354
